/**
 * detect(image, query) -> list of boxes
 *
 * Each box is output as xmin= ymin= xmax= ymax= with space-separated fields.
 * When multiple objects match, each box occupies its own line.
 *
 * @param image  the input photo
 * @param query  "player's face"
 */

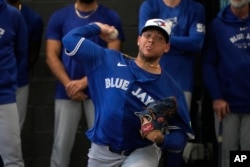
xmin=138 ymin=29 xmax=170 ymax=59
xmin=230 ymin=0 xmax=248 ymax=8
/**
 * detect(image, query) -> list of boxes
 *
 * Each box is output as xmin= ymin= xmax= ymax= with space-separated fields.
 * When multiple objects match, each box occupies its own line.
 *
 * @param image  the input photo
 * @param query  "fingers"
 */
xmin=66 ymin=80 xmax=86 ymax=97
xmin=215 ymin=110 xmax=222 ymax=122
xmin=70 ymin=91 xmax=87 ymax=101
xmin=65 ymin=80 xmax=88 ymax=100
xmin=95 ymin=23 xmax=118 ymax=42
xmin=213 ymin=99 xmax=230 ymax=121
xmin=66 ymin=85 xmax=77 ymax=97
xmin=95 ymin=22 xmax=114 ymax=33
xmin=225 ymin=103 xmax=230 ymax=113
xmin=146 ymin=131 xmax=164 ymax=144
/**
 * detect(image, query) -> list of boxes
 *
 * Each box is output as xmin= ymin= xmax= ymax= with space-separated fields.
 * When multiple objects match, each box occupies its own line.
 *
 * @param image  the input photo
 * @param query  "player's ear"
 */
xmin=137 ymin=36 xmax=141 ymax=46
xmin=164 ymin=43 xmax=170 ymax=53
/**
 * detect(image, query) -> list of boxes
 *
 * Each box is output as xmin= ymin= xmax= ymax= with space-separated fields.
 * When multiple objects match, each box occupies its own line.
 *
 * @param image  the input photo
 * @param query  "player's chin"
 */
xmin=144 ymin=53 xmax=160 ymax=59
xmin=142 ymin=50 xmax=155 ymax=57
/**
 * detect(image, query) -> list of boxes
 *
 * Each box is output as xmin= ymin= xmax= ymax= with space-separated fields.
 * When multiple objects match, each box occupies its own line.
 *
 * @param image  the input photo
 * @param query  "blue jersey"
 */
xmin=62 ymin=24 xmax=194 ymax=151
xmin=46 ymin=4 xmax=125 ymax=99
xmin=0 ymin=1 xmax=28 ymax=104
xmin=139 ymin=0 xmax=206 ymax=91
xmin=203 ymin=5 xmax=250 ymax=113
xmin=17 ymin=4 xmax=43 ymax=87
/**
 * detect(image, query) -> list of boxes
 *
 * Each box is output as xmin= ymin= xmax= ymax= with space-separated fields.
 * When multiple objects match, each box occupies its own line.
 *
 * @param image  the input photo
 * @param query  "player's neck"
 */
xmin=76 ymin=1 xmax=98 ymax=12
xmin=75 ymin=2 xmax=98 ymax=19
xmin=230 ymin=4 xmax=249 ymax=19
xmin=135 ymin=58 xmax=161 ymax=74
xmin=163 ymin=0 xmax=181 ymax=7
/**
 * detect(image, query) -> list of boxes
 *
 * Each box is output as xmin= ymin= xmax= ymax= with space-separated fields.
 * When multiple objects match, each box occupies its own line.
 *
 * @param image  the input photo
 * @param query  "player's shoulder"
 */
xmin=121 ymin=53 xmax=136 ymax=60
xmin=4 ymin=4 xmax=24 ymax=24
xmin=0 ymin=4 xmax=22 ymax=33
xmin=47 ymin=4 xmax=73 ymax=25
xmin=143 ymin=0 xmax=160 ymax=4
xmin=98 ymin=4 xmax=115 ymax=13
xmin=104 ymin=50 xmax=132 ymax=64
xmin=186 ymin=0 xmax=204 ymax=11
xmin=21 ymin=4 xmax=39 ymax=15
xmin=50 ymin=4 xmax=73 ymax=18
xmin=95 ymin=4 xmax=123 ymax=27
xmin=141 ymin=0 xmax=160 ymax=8
xmin=5 ymin=3 xmax=21 ymax=15
xmin=97 ymin=4 xmax=120 ymax=18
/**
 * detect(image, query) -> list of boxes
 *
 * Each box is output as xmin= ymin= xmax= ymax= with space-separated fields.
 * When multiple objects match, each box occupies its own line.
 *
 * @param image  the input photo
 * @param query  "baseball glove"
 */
xmin=135 ymin=96 xmax=177 ymax=138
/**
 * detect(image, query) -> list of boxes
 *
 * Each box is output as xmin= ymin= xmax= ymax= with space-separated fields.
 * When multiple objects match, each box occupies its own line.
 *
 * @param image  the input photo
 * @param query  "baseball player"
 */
xmin=62 ymin=18 xmax=194 ymax=167
xmin=0 ymin=0 xmax=28 ymax=166
xmin=46 ymin=0 xmax=125 ymax=166
xmin=7 ymin=0 xmax=44 ymax=128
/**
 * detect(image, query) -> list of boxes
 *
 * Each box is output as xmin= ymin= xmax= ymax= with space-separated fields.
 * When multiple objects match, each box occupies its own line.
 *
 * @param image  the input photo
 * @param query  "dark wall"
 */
xmin=2 ymin=1 xmax=219 ymax=167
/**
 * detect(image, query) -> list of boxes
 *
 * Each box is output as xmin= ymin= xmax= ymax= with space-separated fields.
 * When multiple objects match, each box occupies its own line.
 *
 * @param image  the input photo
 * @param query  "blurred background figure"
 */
xmin=203 ymin=0 xmax=250 ymax=167
xmin=7 ymin=0 xmax=44 ymax=129
xmin=0 ymin=0 xmax=28 ymax=166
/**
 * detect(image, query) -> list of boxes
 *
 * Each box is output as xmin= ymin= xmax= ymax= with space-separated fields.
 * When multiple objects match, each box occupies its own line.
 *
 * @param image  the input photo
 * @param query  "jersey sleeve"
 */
xmin=160 ymin=129 xmax=187 ymax=151
xmin=170 ymin=2 xmax=206 ymax=52
xmin=45 ymin=11 xmax=64 ymax=40
xmin=63 ymin=23 xmax=106 ymax=75
xmin=158 ymin=93 xmax=193 ymax=151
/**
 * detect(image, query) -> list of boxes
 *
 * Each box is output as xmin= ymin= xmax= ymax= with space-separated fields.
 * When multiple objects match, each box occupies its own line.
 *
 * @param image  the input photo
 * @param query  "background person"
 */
xmin=0 ymin=0 xmax=28 ymax=166
xmin=7 ymin=0 xmax=44 ymax=128
xmin=203 ymin=0 xmax=250 ymax=167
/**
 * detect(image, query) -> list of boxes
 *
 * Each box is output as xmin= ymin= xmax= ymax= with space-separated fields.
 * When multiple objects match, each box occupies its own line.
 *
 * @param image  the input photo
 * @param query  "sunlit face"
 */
xmin=138 ymin=29 xmax=169 ymax=60
xmin=230 ymin=0 xmax=248 ymax=8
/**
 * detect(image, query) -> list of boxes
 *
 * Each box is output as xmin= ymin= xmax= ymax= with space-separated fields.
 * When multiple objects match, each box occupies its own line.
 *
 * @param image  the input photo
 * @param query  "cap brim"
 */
xmin=141 ymin=26 xmax=169 ymax=42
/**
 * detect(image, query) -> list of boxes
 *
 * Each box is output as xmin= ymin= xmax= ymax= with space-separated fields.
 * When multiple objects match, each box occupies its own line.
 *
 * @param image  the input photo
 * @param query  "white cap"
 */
xmin=141 ymin=18 xmax=171 ymax=42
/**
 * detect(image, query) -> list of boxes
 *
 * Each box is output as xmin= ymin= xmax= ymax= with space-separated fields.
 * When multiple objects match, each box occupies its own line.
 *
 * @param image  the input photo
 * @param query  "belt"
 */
xmin=109 ymin=147 xmax=135 ymax=156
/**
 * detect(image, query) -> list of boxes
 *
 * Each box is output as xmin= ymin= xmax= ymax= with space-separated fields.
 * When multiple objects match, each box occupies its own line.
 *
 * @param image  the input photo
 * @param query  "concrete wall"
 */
xmin=20 ymin=0 xmax=143 ymax=167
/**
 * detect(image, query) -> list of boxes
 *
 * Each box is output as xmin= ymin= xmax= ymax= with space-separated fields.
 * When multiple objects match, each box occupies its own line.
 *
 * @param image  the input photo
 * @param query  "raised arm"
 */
xmin=63 ymin=22 xmax=119 ymax=74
